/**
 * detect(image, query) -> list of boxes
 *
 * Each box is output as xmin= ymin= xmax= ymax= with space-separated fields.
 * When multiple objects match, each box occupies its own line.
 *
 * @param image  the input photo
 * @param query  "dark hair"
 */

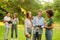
xmin=6 ymin=12 xmax=10 ymax=14
xmin=46 ymin=9 xmax=54 ymax=17
xmin=26 ymin=11 xmax=30 ymax=18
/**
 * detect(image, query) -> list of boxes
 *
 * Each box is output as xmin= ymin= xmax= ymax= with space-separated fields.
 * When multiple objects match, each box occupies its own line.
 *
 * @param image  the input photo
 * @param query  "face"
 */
xmin=38 ymin=11 xmax=42 ymax=17
xmin=7 ymin=13 xmax=10 ymax=17
xmin=13 ymin=13 xmax=16 ymax=18
xmin=46 ymin=13 xmax=50 ymax=18
xmin=29 ymin=12 xmax=32 ymax=18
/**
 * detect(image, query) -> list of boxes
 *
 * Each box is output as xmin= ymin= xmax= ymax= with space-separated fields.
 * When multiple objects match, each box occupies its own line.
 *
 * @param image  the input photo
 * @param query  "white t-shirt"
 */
xmin=4 ymin=16 xmax=11 ymax=28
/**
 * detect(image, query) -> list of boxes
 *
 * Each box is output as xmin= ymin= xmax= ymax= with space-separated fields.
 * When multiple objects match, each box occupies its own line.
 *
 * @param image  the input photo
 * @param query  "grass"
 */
xmin=0 ymin=25 xmax=25 ymax=40
xmin=0 ymin=22 xmax=60 ymax=40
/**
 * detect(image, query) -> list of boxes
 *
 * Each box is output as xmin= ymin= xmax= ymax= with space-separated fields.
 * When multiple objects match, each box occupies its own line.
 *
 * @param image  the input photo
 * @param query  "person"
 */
xmin=11 ymin=13 xmax=19 ymax=40
xmin=24 ymin=11 xmax=32 ymax=40
xmin=4 ymin=12 xmax=11 ymax=40
xmin=32 ymin=9 xmax=45 ymax=40
xmin=45 ymin=9 xmax=54 ymax=40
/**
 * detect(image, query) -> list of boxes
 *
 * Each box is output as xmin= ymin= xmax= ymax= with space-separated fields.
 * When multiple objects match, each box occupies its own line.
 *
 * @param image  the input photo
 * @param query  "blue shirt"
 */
xmin=33 ymin=16 xmax=45 ymax=28
xmin=32 ymin=16 xmax=45 ymax=34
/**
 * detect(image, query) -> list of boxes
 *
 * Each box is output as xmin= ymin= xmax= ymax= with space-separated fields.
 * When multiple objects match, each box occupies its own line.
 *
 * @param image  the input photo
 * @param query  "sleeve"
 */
xmin=50 ymin=19 xmax=54 ymax=24
xmin=32 ymin=17 xmax=36 ymax=26
xmin=9 ymin=18 xmax=11 ymax=21
xmin=4 ymin=17 xmax=7 ymax=22
xmin=4 ymin=17 xmax=6 ymax=21
xmin=52 ymin=19 xmax=54 ymax=23
xmin=48 ymin=18 xmax=54 ymax=26
xmin=24 ymin=19 xmax=28 ymax=34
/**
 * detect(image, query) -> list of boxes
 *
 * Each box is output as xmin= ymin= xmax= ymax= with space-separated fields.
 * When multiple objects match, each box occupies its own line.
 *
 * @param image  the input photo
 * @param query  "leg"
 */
xmin=15 ymin=25 xmax=17 ymax=38
xmin=37 ymin=34 xmax=42 ymax=40
xmin=5 ymin=27 xmax=9 ymax=40
xmin=33 ymin=34 xmax=36 ymax=40
xmin=45 ymin=30 xmax=53 ymax=40
xmin=26 ymin=37 xmax=30 ymax=40
xmin=11 ymin=25 xmax=14 ymax=39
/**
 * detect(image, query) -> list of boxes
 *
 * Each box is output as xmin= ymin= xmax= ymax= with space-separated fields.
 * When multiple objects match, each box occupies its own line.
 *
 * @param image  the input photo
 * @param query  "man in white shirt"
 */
xmin=4 ymin=12 xmax=11 ymax=40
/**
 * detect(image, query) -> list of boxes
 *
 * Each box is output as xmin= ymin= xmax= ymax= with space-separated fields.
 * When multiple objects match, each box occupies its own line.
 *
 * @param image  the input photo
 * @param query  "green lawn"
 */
xmin=0 ymin=25 xmax=25 ymax=40
xmin=0 ymin=24 xmax=60 ymax=40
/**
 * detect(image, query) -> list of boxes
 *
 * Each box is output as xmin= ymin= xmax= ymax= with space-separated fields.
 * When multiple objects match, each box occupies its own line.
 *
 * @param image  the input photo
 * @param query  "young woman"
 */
xmin=24 ymin=11 xmax=32 ymax=40
xmin=45 ymin=9 xmax=54 ymax=40
xmin=11 ymin=13 xmax=19 ymax=40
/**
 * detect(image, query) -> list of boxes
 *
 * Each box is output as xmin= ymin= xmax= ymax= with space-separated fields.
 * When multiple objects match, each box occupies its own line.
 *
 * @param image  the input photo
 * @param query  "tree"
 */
xmin=53 ymin=0 xmax=60 ymax=21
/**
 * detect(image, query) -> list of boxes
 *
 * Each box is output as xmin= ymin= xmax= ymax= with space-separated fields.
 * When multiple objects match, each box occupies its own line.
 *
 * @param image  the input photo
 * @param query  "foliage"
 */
xmin=0 ymin=0 xmax=60 ymax=23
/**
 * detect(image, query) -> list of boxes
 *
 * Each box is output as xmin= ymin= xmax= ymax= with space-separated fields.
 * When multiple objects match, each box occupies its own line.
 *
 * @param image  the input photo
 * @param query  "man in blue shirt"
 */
xmin=33 ymin=9 xmax=45 ymax=40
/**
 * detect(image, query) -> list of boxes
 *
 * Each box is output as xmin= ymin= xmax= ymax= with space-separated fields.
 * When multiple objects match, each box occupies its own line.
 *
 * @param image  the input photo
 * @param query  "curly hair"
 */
xmin=46 ymin=9 xmax=54 ymax=17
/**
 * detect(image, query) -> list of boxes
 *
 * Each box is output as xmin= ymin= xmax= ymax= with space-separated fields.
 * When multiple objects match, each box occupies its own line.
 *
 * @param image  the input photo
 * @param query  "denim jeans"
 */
xmin=45 ymin=29 xmax=53 ymax=40
xmin=5 ymin=27 xmax=10 ymax=40
xmin=33 ymin=34 xmax=42 ymax=40
xmin=26 ymin=37 xmax=30 ymax=40
xmin=26 ymin=28 xmax=31 ymax=40
xmin=11 ymin=24 xmax=17 ymax=38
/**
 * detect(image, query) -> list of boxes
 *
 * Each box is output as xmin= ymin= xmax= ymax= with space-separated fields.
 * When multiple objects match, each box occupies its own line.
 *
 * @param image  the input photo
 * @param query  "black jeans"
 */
xmin=33 ymin=33 xmax=42 ymax=40
xmin=11 ymin=24 xmax=17 ymax=38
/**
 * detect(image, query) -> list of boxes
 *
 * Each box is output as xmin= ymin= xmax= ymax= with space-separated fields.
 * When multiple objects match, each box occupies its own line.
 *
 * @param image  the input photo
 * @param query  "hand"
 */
xmin=26 ymin=34 xmax=30 ymax=37
xmin=28 ymin=34 xmax=30 ymax=37
xmin=44 ymin=22 xmax=48 ymax=28
xmin=31 ymin=27 xmax=34 ymax=30
xmin=44 ymin=26 xmax=47 ymax=28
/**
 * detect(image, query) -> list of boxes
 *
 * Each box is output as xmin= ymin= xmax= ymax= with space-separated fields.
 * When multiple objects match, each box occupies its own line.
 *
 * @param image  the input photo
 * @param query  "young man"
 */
xmin=33 ymin=9 xmax=45 ymax=40
xmin=4 ymin=12 xmax=11 ymax=40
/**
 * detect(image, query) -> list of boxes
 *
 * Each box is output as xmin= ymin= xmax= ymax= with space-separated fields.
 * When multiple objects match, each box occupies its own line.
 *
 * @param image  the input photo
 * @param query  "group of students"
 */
xmin=4 ymin=9 xmax=54 ymax=40
xmin=24 ymin=9 xmax=54 ymax=40
xmin=4 ymin=12 xmax=19 ymax=40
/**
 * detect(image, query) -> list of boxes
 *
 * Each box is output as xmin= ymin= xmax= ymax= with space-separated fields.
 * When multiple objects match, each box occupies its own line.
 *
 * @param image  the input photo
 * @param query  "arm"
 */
xmin=44 ymin=21 xmax=47 ymax=28
xmin=41 ymin=18 xmax=46 ymax=28
xmin=24 ymin=19 xmax=31 ymax=37
xmin=45 ymin=23 xmax=54 ymax=29
xmin=24 ymin=20 xmax=28 ymax=34
xmin=32 ymin=17 xmax=36 ymax=27
xmin=4 ymin=17 xmax=11 ymax=24
xmin=4 ymin=17 xmax=7 ymax=23
xmin=45 ymin=19 xmax=54 ymax=29
xmin=17 ymin=18 xmax=19 ymax=24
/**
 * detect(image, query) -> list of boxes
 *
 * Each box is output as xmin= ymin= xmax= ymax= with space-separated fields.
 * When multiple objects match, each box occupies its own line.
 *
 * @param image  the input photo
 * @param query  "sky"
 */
xmin=38 ymin=0 xmax=54 ymax=4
